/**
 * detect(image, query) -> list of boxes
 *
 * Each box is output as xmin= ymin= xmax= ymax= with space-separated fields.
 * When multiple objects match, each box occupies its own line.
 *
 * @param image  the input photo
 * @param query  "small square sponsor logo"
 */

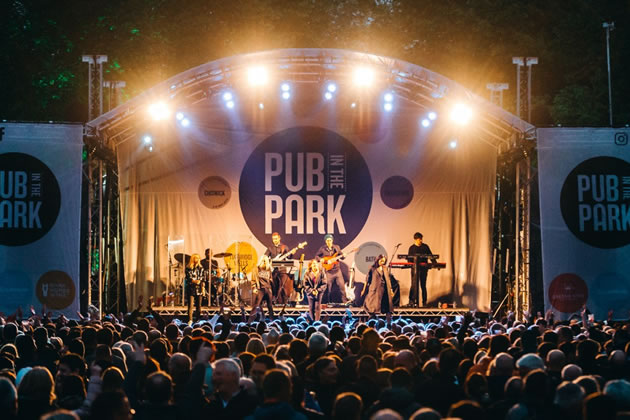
xmin=615 ymin=132 xmax=628 ymax=145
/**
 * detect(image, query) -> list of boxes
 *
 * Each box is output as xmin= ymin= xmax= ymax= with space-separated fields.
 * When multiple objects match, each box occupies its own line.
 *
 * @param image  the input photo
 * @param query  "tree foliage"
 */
xmin=1 ymin=0 xmax=628 ymax=126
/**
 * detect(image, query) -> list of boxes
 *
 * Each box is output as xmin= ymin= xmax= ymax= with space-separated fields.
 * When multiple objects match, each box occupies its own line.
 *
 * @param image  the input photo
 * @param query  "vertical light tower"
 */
xmin=82 ymin=54 xmax=107 ymax=319
xmin=486 ymin=83 xmax=509 ymax=108
xmin=603 ymin=22 xmax=615 ymax=126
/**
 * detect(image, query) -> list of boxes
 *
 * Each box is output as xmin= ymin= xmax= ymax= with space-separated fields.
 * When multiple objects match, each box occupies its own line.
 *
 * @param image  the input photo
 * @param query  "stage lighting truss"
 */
xmin=87 ymin=49 xmax=535 ymax=151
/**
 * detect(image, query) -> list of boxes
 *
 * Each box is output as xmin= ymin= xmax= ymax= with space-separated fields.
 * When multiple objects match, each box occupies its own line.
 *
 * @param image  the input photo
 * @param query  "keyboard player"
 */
xmin=407 ymin=232 xmax=437 ymax=307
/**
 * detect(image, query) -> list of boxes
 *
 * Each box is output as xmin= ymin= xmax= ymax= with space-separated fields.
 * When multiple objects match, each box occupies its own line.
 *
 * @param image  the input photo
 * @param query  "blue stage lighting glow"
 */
xmin=282 ymin=91 xmax=291 ymax=100
xmin=327 ymin=83 xmax=337 ymax=93
xmin=175 ymin=112 xmax=184 ymax=121
xmin=181 ymin=118 xmax=190 ymax=127
xmin=222 ymin=92 xmax=233 ymax=102
xmin=226 ymin=100 xmax=235 ymax=109
xmin=428 ymin=111 xmax=437 ymax=120
xmin=143 ymin=135 xmax=152 ymax=144
xmin=281 ymin=83 xmax=290 ymax=92
xmin=324 ymin=92 xmax=333 ymax=100
xmin=384 ymin=92 xmax=394 ymax=102
xmin=384 ymin=103 xmax=393 ymax=112
xmin=421 ymin=119 xmax=430 ymax=127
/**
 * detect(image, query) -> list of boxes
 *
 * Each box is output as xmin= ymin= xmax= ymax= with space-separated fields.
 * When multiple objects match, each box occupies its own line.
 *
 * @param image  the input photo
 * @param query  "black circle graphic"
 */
xmin=0 ymin=153 xmax=61 ymax=246
xmin=560 ymin=156 xmax=630 ymax=249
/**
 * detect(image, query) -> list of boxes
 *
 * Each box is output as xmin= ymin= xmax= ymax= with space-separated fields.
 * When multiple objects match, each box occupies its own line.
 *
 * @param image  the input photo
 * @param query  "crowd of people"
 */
xmin=0 ymin=299 xmax=629 ymax=420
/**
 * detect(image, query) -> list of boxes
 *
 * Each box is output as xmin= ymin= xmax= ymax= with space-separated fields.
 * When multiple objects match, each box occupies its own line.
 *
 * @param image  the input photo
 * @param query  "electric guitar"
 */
xmin=273 ymin=242 xmax=308 ymax=262
xmin=345 ymin=261 xmax=356 ymax=302
xmin=321 ymin=247 xmax=359 ymax=271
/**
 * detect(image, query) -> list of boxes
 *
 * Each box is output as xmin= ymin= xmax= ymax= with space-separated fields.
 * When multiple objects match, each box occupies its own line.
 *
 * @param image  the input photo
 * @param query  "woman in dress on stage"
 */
xmin=362 ymin=254 xmax=395 ymax=318
xmin=186 ymin=253 xmax=204 ymax=323
xmin=249 ymin=255 xmax=275 ymax=321
xmin=304 ymin=260 xmax=327 ymax=322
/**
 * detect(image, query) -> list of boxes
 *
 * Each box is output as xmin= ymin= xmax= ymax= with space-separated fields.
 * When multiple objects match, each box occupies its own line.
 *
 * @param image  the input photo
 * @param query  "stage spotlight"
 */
xmin=353 ymin=67 xmax=374 ymax=86
xmin=222 ymin=92 xmax=233 ymax=102
xmin=143 ymin=135 xmax=152 ymax=145
xmin=258 ymin=102 xmax=265 ymax=109
xmin=181 ymin=118 xmax=190 ymax=127
xmin=281 ymin=83 xmax=290 ymax=92
xmin=428 ymin=111 xmax=437 ymax=120
xmin=282 ymin=91 xmax=291 ymax=100
xmin=226 ymin=100 xmax=235 ymax=109
xmin=449 ymin=140 xmax=458 ymax=149
xmin=351 ymin=102 xmax=357 ymax=108
xmin=175 ymin=112 xmax=184 ymax=121
xmin=450 ymin=103 xmax=473 ymax=125
xmin=327 ymin=83 xmax=337 ymax=93
xmin=324 ymin=91 xmax=333 ymax=100
xmin=148 ymin=145 xmax=154 ymax=152
xmin=247 ymin=66 xmax=269 ymax=86
xmin=383 ymin=103 xmax=393 ymax=112
xmin=421 ymin=118 xmax=430 ymax=127
xmin=147 ymin=102 xmax=169 ymax=121
xmin=384 ymin=92 xmax=394 ymax=102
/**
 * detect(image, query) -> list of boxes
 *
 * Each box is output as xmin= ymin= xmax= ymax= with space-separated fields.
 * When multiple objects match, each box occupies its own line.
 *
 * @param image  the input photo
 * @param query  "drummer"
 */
xmin=200 ymin=249 xmax=219 ymax=305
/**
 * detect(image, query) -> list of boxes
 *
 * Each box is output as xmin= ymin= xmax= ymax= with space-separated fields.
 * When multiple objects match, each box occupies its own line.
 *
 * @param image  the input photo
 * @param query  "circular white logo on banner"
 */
xmin=198 ymin=176 xmax=231 ymax=209
xmin=0 ymin=153 xmax=61 ymax=246
xmin=355 ymin=241 xmax=388 ymax=275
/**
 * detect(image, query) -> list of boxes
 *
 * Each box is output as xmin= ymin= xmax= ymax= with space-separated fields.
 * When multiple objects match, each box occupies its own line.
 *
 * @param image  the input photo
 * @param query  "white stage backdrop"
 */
xmin=118 ymin=96 xmax=495 ymax=311
xmin=0 ymin=123 xmax=83 ymax=317
xmin=538 ymin=128 xmax=630 ymax=320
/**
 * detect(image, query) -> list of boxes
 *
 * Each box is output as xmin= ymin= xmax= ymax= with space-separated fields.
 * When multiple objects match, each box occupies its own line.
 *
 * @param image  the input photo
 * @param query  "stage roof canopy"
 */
xmin=86 ymin=48 xmax=535 ymax=150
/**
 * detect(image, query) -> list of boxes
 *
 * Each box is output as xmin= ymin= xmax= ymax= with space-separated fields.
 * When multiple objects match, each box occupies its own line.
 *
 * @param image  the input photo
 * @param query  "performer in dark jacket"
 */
xmin=315 ymin=234 xmax=348 ymax=304
xmin=185 ymin=253 xmax=204 ymax=323
xmin=303 ymin=260 xmax=327 ymax=321
xmin=407 ymin=232 xmax=436 ymax=307
xmin=249 ymin=255 xmax=275 ymax=321
xmin=264 ymin=232 xmax=291 ymax=302
xmin=362 ymin=254 xmax=395 ymax=316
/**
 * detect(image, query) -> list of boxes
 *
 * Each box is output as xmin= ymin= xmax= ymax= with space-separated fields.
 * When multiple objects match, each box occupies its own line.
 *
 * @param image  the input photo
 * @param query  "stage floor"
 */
xmin=153 ymin=305 xmax=469 ymax=318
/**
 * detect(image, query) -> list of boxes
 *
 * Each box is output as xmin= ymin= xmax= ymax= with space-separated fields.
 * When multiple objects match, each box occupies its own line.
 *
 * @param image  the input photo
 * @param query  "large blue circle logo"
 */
xmin=239 ymin=126 xmax=372 ymax=258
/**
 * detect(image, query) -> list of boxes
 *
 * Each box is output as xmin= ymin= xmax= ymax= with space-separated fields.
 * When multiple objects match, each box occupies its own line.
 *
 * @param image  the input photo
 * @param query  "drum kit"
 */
xmin=168 ymin=251 xmax=250 ymax=307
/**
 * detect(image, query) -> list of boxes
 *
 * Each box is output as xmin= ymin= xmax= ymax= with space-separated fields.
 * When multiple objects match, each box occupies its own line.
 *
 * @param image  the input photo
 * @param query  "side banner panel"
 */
xmin=0 ymin=123 xmax=83 ymax=317
xmin=538 ymin=128 xmax=630 ymax=319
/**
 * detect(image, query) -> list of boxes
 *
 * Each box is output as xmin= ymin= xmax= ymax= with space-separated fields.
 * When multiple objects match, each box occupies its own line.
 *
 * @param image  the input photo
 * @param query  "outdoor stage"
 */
xmin=153 ymin=305 xmax=471 ymax=319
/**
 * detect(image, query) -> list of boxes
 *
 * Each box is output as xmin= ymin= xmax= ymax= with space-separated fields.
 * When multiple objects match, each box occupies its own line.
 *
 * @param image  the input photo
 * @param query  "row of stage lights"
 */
xmin=144 ymin=66 xmax=473 ymax=150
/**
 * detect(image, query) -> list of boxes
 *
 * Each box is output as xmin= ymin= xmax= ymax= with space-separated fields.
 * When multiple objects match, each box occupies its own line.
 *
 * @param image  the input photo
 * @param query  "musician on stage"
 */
xmin=201 ymin=248 xmax=218 ymax=305
xmin=407 ymin=232 xmax=436 ymax=307
xmin=264 ymin=232 xmax=293 ymax=304
xmin=185 ymin=253 xmax=204 ymax=323
xmin=315 ymin=234 xmax=348 ymax=305
xmin=304 ymin=260 xmax=327 ymax=321
xmin=362 ymin=255 xmax=395 ymax=317
xmin=249 ymin=255 xmax=275 ymax=321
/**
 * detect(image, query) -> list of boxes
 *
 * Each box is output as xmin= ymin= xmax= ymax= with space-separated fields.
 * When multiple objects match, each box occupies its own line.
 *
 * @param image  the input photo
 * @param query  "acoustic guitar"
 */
xmin=321 ymin=247 xmax=359 ymax=271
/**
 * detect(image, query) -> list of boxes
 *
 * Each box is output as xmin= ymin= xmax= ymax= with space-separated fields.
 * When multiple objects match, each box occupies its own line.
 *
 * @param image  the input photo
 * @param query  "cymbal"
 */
xmin=174 ymin=253 xmax=191 ymax=264
xmin=213 ymin=252 xmax=233 ymax=258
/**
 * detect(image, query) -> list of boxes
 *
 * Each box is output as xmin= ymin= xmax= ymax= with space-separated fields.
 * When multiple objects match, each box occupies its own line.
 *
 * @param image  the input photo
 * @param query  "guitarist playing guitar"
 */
xmin=316 ymin=234 xmax=358 ymax=305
